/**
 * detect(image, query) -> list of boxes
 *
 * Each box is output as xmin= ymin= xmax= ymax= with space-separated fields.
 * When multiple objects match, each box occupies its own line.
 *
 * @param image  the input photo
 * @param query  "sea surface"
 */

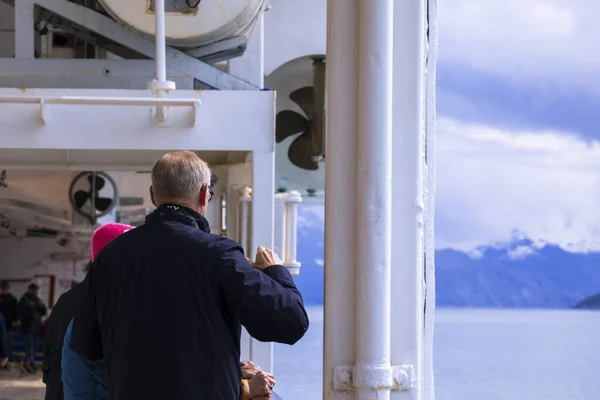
xmin=274 ymin=307 xmax=600 ymax=400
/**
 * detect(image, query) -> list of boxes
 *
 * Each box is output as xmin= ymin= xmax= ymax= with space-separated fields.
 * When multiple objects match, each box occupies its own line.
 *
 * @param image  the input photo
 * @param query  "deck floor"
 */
xmin=0 ymin=367 xmax=44 ymax=400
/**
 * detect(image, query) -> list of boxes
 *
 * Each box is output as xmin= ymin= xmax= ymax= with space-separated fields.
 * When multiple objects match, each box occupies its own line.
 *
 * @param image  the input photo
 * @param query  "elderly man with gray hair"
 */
xmin=70 ymin=151 xmax=308 ymax=400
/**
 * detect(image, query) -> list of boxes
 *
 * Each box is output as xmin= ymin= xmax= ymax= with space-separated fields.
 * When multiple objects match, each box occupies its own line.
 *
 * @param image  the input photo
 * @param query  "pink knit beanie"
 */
xmin=91 ymin=223 xmax=135 ymax=261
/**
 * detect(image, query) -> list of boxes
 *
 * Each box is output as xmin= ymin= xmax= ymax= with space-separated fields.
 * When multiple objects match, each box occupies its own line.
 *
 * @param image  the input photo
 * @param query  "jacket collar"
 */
xmin=146 ymin=204 xmax=211 ymax=233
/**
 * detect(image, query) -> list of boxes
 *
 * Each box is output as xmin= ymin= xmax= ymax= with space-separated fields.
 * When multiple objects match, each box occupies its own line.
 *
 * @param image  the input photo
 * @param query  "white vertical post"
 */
xmin=390 ymin=0 xmax=428 ymax=399
xmin=355 ymin=0 xmax=394 ymax=399
xmin=250 ymin=151 xmax=275 ymax=373
xmin=14 ymin=0 xmax=35 ymax=59
xmin=274 ymin=194 xmax=287 ymax=262
xmin=324 ymin=0 xmax=360 ymax=399
xmin=283 ymin=190 xmax=302 ymax=275
xmin=154 ymin=0 xmax=167 ymax=83
xmin=239 ymin=187 xmax=252 ymax=254
xmin=238 ymin=186 xmax=252 ymax=363
xmin=149 ymin=0 xmax=175 ymax=121
xmin=423 ymin=1 xmax=438 ymax=399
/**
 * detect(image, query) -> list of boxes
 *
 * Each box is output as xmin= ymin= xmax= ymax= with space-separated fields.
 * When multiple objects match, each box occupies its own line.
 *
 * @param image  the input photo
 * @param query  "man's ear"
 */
xmin=199 ymin=184 xmax=208 ymax=207
xmin=149 ymin=186 xmax=157 ymax=207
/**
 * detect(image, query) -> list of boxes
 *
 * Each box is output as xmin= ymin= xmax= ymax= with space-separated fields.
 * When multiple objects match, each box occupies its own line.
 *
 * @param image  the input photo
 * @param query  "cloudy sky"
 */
xmin=435 ymin=0 xmax=600 ymax=253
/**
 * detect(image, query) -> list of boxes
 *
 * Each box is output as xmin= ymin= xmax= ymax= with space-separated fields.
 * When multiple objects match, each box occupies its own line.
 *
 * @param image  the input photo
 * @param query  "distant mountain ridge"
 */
xmin=293 ymin=205 xmax=600 ymax=308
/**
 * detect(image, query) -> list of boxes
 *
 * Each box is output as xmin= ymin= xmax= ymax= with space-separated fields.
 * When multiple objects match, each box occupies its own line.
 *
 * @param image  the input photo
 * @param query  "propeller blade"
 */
xmin=276 ymin=110 xmax=309 ymax=143
xmin=73 ymin=191 xmax=91 ymax=209
xmin=87 ymin=174 xmax=106 ymax=192
xmin=289 ymin=87 xmax=314 ymax=118
xmin=288 ymin=134 xmax=319 ymax=171
xmin=94 ymin=197 xmax=113 ymax=212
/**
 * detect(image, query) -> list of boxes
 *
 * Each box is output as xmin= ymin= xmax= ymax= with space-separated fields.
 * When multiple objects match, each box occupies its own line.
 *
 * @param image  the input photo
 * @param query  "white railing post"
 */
xmin=239 ymin=187 xmax=252 ymax=255
xmin=283 ymin=190 xmax=302 ymax=275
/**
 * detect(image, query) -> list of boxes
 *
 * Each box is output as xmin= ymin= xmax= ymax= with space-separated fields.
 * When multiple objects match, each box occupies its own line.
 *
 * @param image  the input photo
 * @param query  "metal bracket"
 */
xmin=334 ymin=365 xmax=414 ymax=392
xmin=149 ymin=0 xmax=198 ymax=13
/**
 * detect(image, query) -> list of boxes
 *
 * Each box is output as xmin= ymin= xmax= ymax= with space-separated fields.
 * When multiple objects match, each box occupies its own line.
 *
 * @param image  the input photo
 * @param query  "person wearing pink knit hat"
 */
xmin=43 ymin=222 xmax=134 ymax=400
xmin=90 ymin=223 xmax=135 ymax=262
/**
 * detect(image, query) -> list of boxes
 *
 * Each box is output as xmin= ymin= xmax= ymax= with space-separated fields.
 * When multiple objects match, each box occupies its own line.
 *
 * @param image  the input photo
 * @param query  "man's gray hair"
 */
xmin=151 ymin=151 xmax=212 ymax=202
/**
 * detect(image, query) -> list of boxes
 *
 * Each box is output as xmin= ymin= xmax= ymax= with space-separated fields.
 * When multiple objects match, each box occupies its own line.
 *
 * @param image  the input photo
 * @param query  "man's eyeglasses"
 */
xmin=205 ymin=184 xmax=215 ymax=203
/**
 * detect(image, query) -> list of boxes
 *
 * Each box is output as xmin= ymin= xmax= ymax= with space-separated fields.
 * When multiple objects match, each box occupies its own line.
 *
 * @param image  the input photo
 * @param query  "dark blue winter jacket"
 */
xmin=70 ymin=204 xmax=309 ymax=400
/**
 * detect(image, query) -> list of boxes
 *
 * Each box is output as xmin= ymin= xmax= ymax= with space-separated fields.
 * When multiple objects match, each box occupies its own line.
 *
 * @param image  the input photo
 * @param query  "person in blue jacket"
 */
xmin=70 ymin=151 xmax=308 ymax=400
xmin=61 ymin=223 xmax=134 ymax=400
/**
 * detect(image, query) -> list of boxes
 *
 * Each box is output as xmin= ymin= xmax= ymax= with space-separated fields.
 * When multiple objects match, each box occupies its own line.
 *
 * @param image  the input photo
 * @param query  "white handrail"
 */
xmin=0 ymin=96 xmax=199 ymax=107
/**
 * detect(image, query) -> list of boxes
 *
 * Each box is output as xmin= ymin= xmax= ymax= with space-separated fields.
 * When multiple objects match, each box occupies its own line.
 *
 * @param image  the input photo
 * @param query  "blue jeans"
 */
xmin=23 ymin=333 xmax=38 ymax=364
xmin=62 ymin=320 xmax=108 ymax=400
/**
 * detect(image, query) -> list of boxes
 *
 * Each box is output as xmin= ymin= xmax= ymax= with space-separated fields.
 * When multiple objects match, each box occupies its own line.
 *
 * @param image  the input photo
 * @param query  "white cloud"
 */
xmin=438 ymin=0 xmax=600 ymax=91
xmin=437 ymin=116 xmax=600 ymax=253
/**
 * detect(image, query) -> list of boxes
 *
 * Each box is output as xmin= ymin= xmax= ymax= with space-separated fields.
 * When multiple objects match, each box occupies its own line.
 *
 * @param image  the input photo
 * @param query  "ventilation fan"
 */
xmin=68 ymin=171 xmax=118 ymax=224
xmin=276 ymin=57 xmax=326 ymax=171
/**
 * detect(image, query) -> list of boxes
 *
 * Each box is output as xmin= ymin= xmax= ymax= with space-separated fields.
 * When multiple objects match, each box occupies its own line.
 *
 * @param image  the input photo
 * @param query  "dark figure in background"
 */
xmin=42 ymin=267 xmax=89 ymax=400
xmin=20 ymin=283 xmax=47 ymax=373
xmin=71 ymin=151 xmax=308 ymax=400
xmin=0 ymin=313 xmax=9 ymax=368
xmin=0 ymin=280 xmax=19 ymax=362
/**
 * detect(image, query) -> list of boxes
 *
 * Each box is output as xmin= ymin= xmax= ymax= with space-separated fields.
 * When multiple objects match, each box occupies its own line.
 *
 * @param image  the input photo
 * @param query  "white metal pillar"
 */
xmin=325 ymin=0 xmax=433 ymax=398
xmin=323 ymin=0 xmax=360 ymax=398
xmin=227 ymin=6 xmax=270 ymax=371
xmin=250 ymin=151 xmax=275 ymax=373
xmin=390 ymin=0 xmax=430 ymax=399
xmin=423 ymin=1 xmax=438 ymax=399
xmin=14 ymin=0 xmax=35 ymax=59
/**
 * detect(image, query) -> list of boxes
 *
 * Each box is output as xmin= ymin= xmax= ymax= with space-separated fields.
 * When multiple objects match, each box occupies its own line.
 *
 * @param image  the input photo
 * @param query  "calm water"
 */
xmin=274 ymin=307 xmax=600 ymax=399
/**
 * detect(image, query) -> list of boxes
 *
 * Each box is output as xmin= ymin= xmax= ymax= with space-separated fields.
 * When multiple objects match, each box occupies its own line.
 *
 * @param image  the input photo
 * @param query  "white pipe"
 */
xmin=154 ymin=0 xmax=167 ymax=83
xmin=356 ymin=0 xmax=394 ymax=398
xmin=323 ymin=0 xmax=360 ymax=398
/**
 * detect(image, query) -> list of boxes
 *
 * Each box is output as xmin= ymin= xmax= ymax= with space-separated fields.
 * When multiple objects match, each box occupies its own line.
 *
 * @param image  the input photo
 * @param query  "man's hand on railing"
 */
xmin=249 ymin=370 xmax=275 ymax=399
xmin=240 ymin=361 xmax=261 ymax=379
xmin=246 ymin=246 xmax=283 ymax=271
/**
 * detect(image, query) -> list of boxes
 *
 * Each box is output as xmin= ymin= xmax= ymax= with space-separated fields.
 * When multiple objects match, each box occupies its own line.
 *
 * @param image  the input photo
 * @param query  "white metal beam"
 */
xmin=0 ymin=59 xmax=194 ymax=89
xmin=0 ymin=88 xmax=275 ymax=153
xmin=31 ymin=0 xmax=257 ymax=90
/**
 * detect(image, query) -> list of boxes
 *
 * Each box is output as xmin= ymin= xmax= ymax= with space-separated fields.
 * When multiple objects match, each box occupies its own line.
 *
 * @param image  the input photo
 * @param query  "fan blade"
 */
xmin=276 ymin=110 xmax=309 ymax=143
xmin=288 ymin=134 xmax=319 ymax=171
xmin=289 ymin=87 xmax=314 ymax=118
xmin=73 ymin=191 xmax=91 ymax=209
xmin=94 ymin=197 xmax=113 ymax=212
xmin=87 ymin=174 xmax=106 ymax=192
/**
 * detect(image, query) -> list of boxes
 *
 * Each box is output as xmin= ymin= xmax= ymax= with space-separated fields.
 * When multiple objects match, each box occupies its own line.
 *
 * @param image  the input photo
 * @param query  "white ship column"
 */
xmin=325 ymin=0 xmax=433 ymax=399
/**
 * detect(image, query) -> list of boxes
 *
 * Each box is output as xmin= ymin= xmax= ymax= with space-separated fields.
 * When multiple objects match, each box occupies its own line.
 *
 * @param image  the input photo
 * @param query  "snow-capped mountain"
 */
xmin=294 ymin=204 xmax=600 ymax=308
